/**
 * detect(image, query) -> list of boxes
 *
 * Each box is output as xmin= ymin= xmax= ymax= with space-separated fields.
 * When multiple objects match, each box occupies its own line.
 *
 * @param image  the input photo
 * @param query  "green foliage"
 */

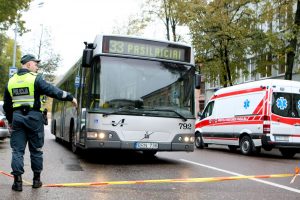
xmin=176 ymin=0 xmax=300 ymax=85
xmin=140 ymin=0 xmax=185 ymax=41
xmin=0 ymin=33 xmax=21 ymax=96
xmin=0 ymin=0 xmax=32 ymax=33
xmin=39 ymin=53 xmax=61 ymax=83
xmin=23 ymin=27 xmax=61 ymax=83
xmin=178 ymin=0 xmax=265 ymax=86
xmin=112 ymin=13 xmax=151 ymax=36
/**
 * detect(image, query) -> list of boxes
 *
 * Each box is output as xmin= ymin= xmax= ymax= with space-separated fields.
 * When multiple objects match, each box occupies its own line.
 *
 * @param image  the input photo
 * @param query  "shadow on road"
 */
xmin=79 ymin=149 xmax=178 ymax=165
xmin=195 ymin=145 xmax=300 ymax=160
xmin=52 ymin=138 xmax=179 ymax=165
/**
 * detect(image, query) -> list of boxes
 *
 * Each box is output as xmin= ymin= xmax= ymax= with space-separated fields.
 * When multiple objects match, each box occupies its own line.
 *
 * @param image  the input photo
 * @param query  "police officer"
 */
xmin=3 ymin=54 xmax=78 ymax=192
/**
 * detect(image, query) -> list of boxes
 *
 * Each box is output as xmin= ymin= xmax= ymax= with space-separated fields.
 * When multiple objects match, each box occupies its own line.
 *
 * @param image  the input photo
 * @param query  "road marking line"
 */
xmin=180 ymin=159 xmax=300 ymax=194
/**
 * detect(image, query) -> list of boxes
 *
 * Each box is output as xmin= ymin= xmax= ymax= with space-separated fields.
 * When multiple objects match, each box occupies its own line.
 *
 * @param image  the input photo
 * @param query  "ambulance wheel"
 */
xmin=279 ymin=148 xmax=296 ymax=158
xmin=240 ymin=135 xmax=253 ymax=155
xmin=263 ymin=146 xmax=273 ymax=151
xmin=195 ymin=132 xmax=205 ymax=149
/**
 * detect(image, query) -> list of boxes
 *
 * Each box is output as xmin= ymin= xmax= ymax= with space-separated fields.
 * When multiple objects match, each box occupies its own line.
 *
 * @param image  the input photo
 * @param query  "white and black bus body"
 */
xmin=51 ymin=35 xmax=198 ymax=156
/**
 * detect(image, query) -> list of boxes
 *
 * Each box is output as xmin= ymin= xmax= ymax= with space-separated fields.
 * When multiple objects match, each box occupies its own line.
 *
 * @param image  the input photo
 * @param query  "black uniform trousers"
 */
xmin=10 ymin=110 xmax=44 ymax=176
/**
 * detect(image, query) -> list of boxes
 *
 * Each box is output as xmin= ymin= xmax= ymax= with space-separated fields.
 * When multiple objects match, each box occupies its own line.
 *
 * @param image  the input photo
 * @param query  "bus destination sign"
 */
xmin=103 ymin=36 xmax=190 ymax=62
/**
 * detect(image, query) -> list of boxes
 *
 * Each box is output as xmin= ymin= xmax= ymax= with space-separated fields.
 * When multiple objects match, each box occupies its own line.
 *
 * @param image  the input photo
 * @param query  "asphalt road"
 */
xmin=0 ymin=125 xmax=300 ymax=200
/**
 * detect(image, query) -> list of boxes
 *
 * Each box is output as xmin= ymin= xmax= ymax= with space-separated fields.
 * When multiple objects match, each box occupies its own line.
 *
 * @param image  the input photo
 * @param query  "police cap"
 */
xmin=20 ymin=54 xmax=41 ymax=65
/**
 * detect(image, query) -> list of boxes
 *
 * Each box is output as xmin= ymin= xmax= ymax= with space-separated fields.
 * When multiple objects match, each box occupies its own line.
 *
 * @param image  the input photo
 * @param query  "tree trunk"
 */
xmin=224 ymin=46 xmax=233 ymax=86
xmin=163 ymin=0 xmax=170 ymax=41
xmin=171 ymin=20 xmax=176 ymax=42
xmin=285 ymin=0 xmax=300 ymax=80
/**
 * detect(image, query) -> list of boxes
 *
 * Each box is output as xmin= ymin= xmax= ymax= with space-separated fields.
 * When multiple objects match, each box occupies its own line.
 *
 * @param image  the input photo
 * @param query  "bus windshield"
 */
xmin=271 ymin=92 xmax=300 ymax=118
xmin=89 ymin=56 xmax=195 ymax=119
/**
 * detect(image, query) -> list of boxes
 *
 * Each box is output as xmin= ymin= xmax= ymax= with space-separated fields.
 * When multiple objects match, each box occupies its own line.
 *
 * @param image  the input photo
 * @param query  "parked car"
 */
xmin=0 ymin=110 xmax=10 ymax=140
xmin=0 ymin=100 xmax=3 ymax=113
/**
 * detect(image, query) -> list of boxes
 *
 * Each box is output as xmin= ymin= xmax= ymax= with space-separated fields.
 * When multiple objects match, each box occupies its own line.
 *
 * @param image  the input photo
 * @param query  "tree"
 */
xmin=252 ymin=0 xmax=300 ymax=80
xmin=0 ymin=0 xmax=32 ymax=33
xmin=112 ymin=13 xmax=150 ymax=36
xmin=285 ymin=0 xmax=300 ymax=80
xmin=141 ymin=0 xmax=184 ymax=41
xmin=0 ymin=33 xmax=22 ymax=97
xmin=23 ymin=27 xmax=61 ymax=83
xmin=177 ymin=0 xmax=268 ymax=87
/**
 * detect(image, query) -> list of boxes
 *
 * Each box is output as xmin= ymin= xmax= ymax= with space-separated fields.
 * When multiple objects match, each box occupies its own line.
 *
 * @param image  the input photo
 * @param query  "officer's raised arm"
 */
xmin=35 ymin=75 xmax=77 ymax=107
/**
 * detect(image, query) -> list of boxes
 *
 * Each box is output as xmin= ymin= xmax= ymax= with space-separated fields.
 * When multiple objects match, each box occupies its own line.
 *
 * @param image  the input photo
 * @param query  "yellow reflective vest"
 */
xmin=7 ymin=72 xmax=37 ymax=108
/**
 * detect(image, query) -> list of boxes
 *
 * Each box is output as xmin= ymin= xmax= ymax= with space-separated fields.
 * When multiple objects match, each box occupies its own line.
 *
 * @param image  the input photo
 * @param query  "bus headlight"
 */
xmin=190 ymin=137 xmax=195 ymax=142
xmin=98 ymin=132 xmax=106 ymax=139
xmin=87 ymin=132 xmax=98 ymax=139
xmin=184 ymin=136 xmax=190 ymax=142
xmin=176 ymin=135 xmax=194 ymax=143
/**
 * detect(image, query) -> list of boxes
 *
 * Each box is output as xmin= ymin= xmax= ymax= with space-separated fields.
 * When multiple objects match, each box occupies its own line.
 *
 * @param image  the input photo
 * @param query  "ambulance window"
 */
xmin=292 ymin=94 xmax=300 ymax=118
xmin=201 ymin=101 xmax=214 ymax=119
xmin=272 ymin=92 xmax=292 ymax=117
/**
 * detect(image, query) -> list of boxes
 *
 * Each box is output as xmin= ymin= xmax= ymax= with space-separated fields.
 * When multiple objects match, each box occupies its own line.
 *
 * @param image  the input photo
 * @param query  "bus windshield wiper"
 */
xmin=102 ymin=108 xmax=138 ymax=117
xmin=141 ymin=108 xmax=187 ymax=121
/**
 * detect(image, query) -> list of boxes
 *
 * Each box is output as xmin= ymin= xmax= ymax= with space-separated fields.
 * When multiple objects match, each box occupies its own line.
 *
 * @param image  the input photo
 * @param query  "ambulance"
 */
xmin=195 ymin=79 xmax=300 ymax=158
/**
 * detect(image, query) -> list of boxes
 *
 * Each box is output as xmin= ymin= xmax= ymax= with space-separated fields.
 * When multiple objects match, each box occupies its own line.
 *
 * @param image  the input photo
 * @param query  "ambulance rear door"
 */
xmin=271 ymin=87 xmax=293 ymax=143
xmin=290 ymin=87 xmax=300 ymax=143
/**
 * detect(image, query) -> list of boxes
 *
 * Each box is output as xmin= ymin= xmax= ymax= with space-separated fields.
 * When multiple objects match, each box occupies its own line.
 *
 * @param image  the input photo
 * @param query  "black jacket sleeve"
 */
xmin=3 ymin=84 xmax=13 ymax=124
xmin=35 ymin=74 xmax=74 ymax=101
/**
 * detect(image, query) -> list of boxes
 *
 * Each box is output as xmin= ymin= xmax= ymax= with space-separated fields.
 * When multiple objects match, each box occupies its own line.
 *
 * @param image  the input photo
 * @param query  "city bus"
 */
xmin=51 ymin=34 xmax=198 ymax=156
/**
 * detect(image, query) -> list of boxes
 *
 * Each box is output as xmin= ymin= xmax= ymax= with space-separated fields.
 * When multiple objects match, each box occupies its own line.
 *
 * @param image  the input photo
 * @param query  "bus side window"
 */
xmin=201 ymin=101 xmax=214 ymax=120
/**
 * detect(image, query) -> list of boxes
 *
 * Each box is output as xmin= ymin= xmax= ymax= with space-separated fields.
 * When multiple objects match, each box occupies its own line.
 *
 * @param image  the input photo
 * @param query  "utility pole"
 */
xmin=38 ymin=24 xmax=44 ymax=59
xmin=11 ymin=2 xmax=44 ymax=67
xmin=12 ymin=20 xmax=18 ymax=67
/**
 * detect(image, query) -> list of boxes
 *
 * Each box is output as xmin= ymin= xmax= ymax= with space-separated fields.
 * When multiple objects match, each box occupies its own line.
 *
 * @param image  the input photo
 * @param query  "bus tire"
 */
xmin=70 ymin=125 xmax=80 ymax=154
xmin=240 ymin=135 xmax=254 ymax=155
xmin=195 ymin=132 xmax=205 ymax=149
xmin=279 ymin=148 xmax=296 ymax=158
xmin=53 ymin=121 xmax=59 ymax=142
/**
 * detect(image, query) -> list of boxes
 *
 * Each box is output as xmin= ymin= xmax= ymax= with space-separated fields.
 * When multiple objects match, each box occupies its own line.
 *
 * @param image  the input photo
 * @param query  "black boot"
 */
xmin=32 ymin=172 xmax=42 ymax=188
xmin=12 ymin=175 xmax=22 ymax=191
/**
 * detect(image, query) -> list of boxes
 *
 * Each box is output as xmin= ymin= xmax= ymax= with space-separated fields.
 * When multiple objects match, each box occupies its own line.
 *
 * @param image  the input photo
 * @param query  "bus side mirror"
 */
xmin=197 ymin=111 xmax=202 ymax=117
xmin=82 ymin=49 xmax=93 ymax=68
xmin=195 ymin=74 xmax=201 ymax=89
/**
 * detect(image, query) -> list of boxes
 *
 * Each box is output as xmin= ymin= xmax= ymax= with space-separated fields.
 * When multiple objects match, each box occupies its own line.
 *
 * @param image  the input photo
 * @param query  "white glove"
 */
xmin=72 ymin=98 xmax=78 ymax=108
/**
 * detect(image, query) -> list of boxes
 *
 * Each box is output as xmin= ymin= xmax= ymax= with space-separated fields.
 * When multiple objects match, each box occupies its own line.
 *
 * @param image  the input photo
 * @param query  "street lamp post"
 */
xmin=12 ymin=22 xmax=18 ymax=68
xmin=11 ymin=2 xmax=44 ymax=67
xmin=38 ymin=24 xmax=44 ymax=59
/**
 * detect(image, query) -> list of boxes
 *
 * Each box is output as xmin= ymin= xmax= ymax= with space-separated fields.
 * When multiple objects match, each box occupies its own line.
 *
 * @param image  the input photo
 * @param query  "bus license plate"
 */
xmin=275 ymin=136 xmax=289 ymax=142
xmin=135 ymin=142 xmax=158 ymax=149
